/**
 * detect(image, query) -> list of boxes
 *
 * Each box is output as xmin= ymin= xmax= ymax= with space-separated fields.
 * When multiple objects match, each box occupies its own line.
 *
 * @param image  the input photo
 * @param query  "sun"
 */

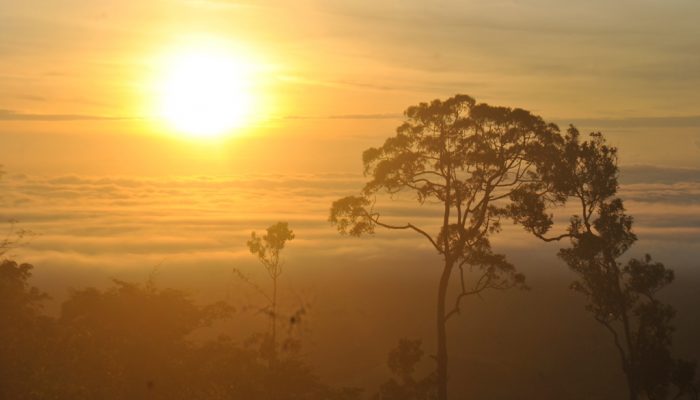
xmin=155 ymin=43 xmax=257 ymax=139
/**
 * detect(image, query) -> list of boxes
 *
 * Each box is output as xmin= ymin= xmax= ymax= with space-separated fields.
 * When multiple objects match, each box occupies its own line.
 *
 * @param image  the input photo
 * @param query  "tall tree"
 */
xmin=0 ymin=260 xmax=52 ymax=399
xmin=329 ymin=94 xmax=563 ymax=399
xmin=247 ymin=221 xmax=295 ymax=365
xmin=512 ymin=127 xmax=697 ymax=399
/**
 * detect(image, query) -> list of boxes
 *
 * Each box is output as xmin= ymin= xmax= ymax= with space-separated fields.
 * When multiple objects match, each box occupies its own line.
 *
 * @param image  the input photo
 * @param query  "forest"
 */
xmin=1 ymin=95 xmax=699 ymax=400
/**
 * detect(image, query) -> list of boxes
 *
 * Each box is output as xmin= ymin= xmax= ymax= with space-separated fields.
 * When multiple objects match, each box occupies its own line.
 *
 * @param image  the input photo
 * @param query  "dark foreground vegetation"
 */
xmin=1 ymin=95 xmax=698 ymax=399
xmin=0 ymin=259 xmax=362 ymax=400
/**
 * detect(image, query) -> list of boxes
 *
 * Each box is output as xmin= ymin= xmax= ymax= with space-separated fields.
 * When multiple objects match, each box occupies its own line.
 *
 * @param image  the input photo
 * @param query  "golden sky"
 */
xmin=2 ymin=3 xmax=699 ymax=391
xmin=1 ymin=0 xmax=699 ymax=288
xmin=1 ymin=0 xmax=699 ymax=175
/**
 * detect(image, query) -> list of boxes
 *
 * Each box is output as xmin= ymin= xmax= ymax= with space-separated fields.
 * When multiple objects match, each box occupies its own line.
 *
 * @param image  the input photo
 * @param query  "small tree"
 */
xmin=0 ymin=221 xmax=32 ymax=258
xmin=374 ymin=339 xmax=437 ymax=400
xmin=247 ymin=222 xmax=295 ymax=364
xmin=1 ymin=167 xmax=32 ymax=257
xmin=513 ymin=127 xmax=698 ymax=399
xmin=330 ymin=94 xmax=563 ymax=399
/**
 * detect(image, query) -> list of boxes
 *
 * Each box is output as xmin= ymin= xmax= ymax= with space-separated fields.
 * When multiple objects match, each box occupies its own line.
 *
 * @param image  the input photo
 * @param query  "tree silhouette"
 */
xmin=374 ymin=339 xmax=437 ymax=400
xmin=1 ymin=167 xmax=32 ymax=257
xmin=329 ymin=94 xmax=563 ymax=399
xmin=56 ymin=278 xmax=232 ymax=399
xmin=0 ymin=220 xmax=31 ymax=258
xmin=0 ymin=260 xmax=52 ymax=398
xmin=247 ymin=221 xmax=295 ymax=365
xmin=514 ymin=127 xmax=698 ymax=399
xmin=30 ymin=275 xmax=356 ymax=400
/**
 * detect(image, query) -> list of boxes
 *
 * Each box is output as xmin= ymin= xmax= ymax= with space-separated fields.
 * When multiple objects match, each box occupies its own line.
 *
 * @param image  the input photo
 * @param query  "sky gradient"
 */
xmin=1 ymin=0 xmax=699 ymax=286
xmin=1 ymin=0 xmax=700 ymax=175
xmin=2 ymin=3 xmax=700 ymax=395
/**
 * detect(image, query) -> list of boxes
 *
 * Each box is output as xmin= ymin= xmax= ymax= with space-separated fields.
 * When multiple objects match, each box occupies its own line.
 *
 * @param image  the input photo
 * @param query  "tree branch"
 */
xmin=369 ymin=214 xmax=442 ymax=253
xmin=534 ymin=232 xmax=573 ymax=242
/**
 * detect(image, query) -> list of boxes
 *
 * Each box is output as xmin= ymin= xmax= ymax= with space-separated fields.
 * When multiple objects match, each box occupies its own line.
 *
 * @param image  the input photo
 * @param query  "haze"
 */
xmin=1 ymin=1 xmax=699 ymax=399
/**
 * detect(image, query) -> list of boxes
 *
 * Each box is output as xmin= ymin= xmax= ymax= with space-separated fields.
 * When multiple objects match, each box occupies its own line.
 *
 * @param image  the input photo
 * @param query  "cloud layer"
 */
xmin=1 ymin=167 xmax=698 ymax=287
xmin=1 ymin=168 xmax=698 ymax=394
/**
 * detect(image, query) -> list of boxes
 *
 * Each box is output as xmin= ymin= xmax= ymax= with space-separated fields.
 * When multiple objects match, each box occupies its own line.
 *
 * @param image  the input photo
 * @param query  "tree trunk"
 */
xmin=625 ymin=373 xmax=639 ymax=400
xmin=437 ymin=170 xmax=452 ymax=400
xmin=271 ymin=274 xmax=278 ymax=367
xmin=608 ymin=252 xmax=638 ymax=400
xmin=436 ymin=258 xmax=453 ymax=400
xmin=621 ymin=312 xmax=638 ymax=400
xmin=621 ymin=315 xmax=638 ymax=400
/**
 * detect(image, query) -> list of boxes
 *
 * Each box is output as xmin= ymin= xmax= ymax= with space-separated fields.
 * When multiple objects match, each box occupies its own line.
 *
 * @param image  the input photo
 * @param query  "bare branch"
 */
xmin=370 ymin=214 xmax=442 ymax=253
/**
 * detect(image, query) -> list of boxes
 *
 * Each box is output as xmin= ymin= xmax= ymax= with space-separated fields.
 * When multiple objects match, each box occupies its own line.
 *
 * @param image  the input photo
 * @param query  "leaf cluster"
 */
xmin=247 ymin=221 xmax=295 ymax=278
xmin=532 ymin=128 xmax=697 ymax=399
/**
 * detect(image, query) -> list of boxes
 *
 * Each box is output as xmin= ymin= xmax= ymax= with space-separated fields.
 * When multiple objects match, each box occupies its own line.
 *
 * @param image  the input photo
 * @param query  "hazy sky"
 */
xmin=1 ymin=4 xmax=699 ymax=388
xmin=1 ymin=0 xmax=699 ymax=175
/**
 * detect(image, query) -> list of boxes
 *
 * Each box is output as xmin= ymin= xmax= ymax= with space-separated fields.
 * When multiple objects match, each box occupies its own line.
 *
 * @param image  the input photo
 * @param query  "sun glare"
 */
xmin=155 ymin=43 xmax=257 ymax=139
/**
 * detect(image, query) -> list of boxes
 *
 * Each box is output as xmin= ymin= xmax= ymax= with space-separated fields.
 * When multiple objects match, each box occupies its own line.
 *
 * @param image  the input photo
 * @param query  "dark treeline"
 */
xmin=0 ymin=259 xmax=362 ymax=400
xmin=1 ymin=95 xmax=699 ymax=400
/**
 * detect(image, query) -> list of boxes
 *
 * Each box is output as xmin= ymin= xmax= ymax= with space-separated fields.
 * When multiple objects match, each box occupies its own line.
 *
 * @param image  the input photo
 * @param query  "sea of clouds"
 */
xmin=0 ymin=165 xmax=697 ymax=290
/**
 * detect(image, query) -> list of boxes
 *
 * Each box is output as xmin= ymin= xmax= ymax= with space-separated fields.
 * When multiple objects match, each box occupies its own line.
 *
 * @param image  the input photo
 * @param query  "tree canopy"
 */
xmin=330 ymin=94 xmax=567 ymax=399
xmin=519 ymin=127 xmax=698 ymax=400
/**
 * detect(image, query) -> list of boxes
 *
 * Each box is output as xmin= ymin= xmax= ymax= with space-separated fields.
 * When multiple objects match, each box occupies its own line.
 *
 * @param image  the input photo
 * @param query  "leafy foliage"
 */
xmin=528 ymin=128 xmax=698 ymax=399
xmin=247 ymin=221 xmax=295 ymax=277
xmin=0 ymin=260 xmax=52 ymax=399
xmin=374 ymin=339 xmax=437 ymax=400
xmin=247 ymin=222 xmax=296 ymax=364
xmin=330 ymin=94 xmax=563 ymax=285
xmin=0 ymin=265 xmax=359 ymax=400
xmin=330 ymin=94 xmax=566 ymax=399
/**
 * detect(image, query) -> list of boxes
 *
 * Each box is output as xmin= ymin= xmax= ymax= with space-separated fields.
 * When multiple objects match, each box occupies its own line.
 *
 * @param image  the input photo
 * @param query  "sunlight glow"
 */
xmin=155 ymin=42 xmax=258 ymax=139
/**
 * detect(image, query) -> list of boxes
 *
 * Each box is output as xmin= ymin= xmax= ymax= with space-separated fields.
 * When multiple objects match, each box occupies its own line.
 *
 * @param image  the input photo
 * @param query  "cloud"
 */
xmin=282 ymin=113 xmax=700 ymax=126
xmin=283 ymin=113 xmax=402 ymax=120
xmin=180 ymin=0 xmax=279 ymax=10
xmin=620 ymin=165 xmax=700 ymax=185
xmin=14 ymin=95 xmax=47 ymax=102
xmin=317 ymin=0 xmax=650 ymax=38
xmin=0 ymin=171 xmax=697 ymax=278
xmin=0 ymin=109 xmax=128 ymax=121
xmin=567 ymin=115 xmax=700 ymax=129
